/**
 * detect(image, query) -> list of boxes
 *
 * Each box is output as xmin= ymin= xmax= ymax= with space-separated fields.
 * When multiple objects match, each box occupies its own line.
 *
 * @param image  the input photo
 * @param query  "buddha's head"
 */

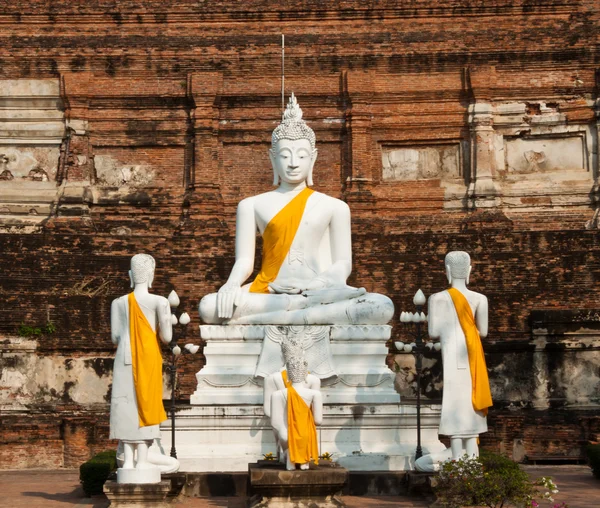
xmin=129 ymin=253 xmax=156 ymax=288
xmin=287 ymin=356 xmax=309 ymax=383
xmin=445 ymin=251 xmax=471 ymax=285
xmin=270 ymin=93 xmax=317 ymax=186
xmin=282 ymin=336 xmax=308 ymax=382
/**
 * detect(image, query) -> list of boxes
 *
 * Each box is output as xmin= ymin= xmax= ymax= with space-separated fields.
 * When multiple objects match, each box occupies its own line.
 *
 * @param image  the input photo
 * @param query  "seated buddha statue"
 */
xmin=199 ymin=94 xmax=393 ymax=325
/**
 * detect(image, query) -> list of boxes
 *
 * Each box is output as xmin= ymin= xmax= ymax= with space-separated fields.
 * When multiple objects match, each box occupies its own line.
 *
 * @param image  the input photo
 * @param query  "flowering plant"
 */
xmin=433 ymin=452 xmax=566 ymax=508
xmin=262 ymin=452 xmax=276 ymax=461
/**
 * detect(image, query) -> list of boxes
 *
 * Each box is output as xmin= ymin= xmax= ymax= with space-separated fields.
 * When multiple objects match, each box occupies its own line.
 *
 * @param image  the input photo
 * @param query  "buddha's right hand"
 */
xmin=217 ymin=282 xmax=242 ymax=319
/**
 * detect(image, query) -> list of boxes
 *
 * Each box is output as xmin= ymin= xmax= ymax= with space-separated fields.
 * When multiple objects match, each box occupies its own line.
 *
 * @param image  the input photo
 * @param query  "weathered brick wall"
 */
xmin=1 ymin=0 xmax=599 ymax=468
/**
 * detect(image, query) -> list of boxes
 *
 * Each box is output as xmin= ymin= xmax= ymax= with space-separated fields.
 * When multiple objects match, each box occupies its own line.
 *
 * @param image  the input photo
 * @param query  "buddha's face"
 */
xmin=270 ymin=138 xmax=317 ymax=186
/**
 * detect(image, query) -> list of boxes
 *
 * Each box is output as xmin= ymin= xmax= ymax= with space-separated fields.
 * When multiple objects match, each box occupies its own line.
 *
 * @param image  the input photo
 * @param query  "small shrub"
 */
xmin=17 ymin=322 xmax=56 ymax=337
xmin=587 ymin=443 xmax=600 ymax=479
xmin=433 ymin=452 xmax=563 ymax=508
xmin=79 ymin=450 xmax=117 ymax=496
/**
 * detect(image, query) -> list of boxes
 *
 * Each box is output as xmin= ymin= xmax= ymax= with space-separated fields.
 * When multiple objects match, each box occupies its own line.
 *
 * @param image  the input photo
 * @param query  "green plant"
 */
xmin=433 ymin=452 xmax=563 ymax=508
xmin=79 ymin=450 xmax=117 ymax=496
xmin=587 ymin=443 xmax=600 ymax=479
xmin=17 ymin=322 xmax=56 ymax=337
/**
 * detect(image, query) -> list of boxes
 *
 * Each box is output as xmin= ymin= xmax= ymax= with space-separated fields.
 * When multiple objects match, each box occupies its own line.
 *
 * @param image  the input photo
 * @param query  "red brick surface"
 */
xmin=1 ymin=0 xmax=599 ymax=469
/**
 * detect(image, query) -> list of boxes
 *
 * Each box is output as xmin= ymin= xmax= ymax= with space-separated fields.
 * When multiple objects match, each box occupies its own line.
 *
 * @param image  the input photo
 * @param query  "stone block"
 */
xmin=248 ymin=462 xmax=348 ymax=508
xmin=103 ymin=479 xmax=171 ymax=508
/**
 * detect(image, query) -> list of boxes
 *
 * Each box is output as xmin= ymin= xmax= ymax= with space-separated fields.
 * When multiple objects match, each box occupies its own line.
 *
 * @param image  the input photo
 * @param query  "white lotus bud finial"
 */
xmin=413 ymin=289 xmax=426 ymax=306
xmin=171 ymin=314 xmax=178 ymax=325
xmin=179 ymin=312 xmax=191 ymax=326
xmin=168 ymin=290 xmax=180 ymax=308
xmin=184 ymin=343 xmax=200 ymax=355
xmin=172 ymin=345 xmax=181 ymax=356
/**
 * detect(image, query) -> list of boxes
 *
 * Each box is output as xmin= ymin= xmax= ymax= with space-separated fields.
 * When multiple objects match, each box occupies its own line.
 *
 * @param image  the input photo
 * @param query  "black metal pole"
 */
xmin=168 ymin=306 xmax=178 ymax=459
xmin=170 ymin=353 xmax=177 ymax=458
xmin=415 ymin=304 xmax=423 ymax=460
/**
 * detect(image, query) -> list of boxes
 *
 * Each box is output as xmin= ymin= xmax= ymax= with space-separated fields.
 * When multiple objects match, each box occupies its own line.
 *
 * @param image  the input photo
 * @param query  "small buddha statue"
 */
xmin=270 ymin=347 xmax=323 ymax=470
xmin=263 ymin=337 xmax=321 ymax=462
xmin=428 ymin=251 xmax=493 ymax=460
xmin=109 ymin=254 xmax=173 ymax=483
xmin=199 ymin=94 xmax=393 ymax=326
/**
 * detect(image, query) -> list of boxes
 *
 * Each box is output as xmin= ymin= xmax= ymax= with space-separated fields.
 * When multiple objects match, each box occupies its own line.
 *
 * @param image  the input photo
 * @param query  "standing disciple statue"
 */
xmin=109 ymin=254 xmax=173 ymax=483
xmin=263 ymin=337 xmax=321 ymax=462
xmin=427 ymin=251 xmax=493 ymax=460
xmin=270 ymin=343 xmax=323 ymax=470
xmin=199 ymin=94 xmax=393 ymax=326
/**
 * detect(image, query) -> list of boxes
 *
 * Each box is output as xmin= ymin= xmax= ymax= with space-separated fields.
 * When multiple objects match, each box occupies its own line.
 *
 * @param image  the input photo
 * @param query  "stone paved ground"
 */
xmin=0 ymin=466 xmax=596 ymax=508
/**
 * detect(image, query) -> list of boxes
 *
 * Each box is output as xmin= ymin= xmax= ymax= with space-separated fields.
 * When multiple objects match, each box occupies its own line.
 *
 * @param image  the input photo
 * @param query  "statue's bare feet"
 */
xmin=122 ymin=460 xmax=134 ymax=469
xmin=299 ymin=462 xmax=309 ymax=470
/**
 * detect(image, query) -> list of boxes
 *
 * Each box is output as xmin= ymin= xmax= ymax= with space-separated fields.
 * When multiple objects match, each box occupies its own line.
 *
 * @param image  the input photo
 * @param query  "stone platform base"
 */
xmin=176 ymin=324 xmax=445 ymax=472
xmin=248 ymin=462 xmax=348 ymax=508
xmin=161 ymin=402 xmax=445 ymax=472
xmin=103 ymin=479 xmax=171 ymax=507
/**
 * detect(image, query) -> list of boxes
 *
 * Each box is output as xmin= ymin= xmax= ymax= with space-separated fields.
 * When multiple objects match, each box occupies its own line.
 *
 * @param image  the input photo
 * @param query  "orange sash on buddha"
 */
xmin=287 ymin=386 xmax=319 ymax=466
xmin=447 ymin=288 xmax=493 ymax=416
xmin=281 ymin=370 xmax=292 ymax=388
xmin=129 ymin=293 xmax=167 ymax=427
xmin=249 ymin=187 xmax=315 ymax=294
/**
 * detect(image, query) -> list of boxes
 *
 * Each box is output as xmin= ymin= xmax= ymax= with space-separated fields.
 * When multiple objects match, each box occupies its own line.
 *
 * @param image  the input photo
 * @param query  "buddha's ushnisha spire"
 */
xmin=272 ymin=93 xmax=316 ymax=150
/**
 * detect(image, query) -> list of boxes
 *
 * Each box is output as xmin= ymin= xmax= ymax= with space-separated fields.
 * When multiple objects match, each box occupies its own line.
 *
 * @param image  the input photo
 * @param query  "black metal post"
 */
xmin=169 ymin=352 xmax=177 ymax=458
xmin=414 ymin=303 xmax=423 ymax=460
xmin=168 ymin=305 xmax=180 ymax=459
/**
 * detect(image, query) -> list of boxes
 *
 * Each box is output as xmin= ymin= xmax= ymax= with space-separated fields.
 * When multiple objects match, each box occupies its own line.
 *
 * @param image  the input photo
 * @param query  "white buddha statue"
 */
xmin=109 ymin=254 xmax=173 ymax=483
xmin=263 ymin=337 xmax=321 ymax=462
xmin=270 ymin=347 xmax=323 ymax=471
xmin=199 ymin=94 xmax=393 ymax=326
xmin=427 ymin=251 xmax=493 ymax=460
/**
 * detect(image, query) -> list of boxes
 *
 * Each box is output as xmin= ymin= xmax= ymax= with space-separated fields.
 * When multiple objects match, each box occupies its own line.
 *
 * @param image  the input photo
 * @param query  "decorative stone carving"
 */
xmin=95 ymin=154 xmax=155 ymax=187
xmin=255 ymin=326 xmax=336 ymax=379
xmin=468 ymin=99 xmax=596 ymax=210
xmin=382 ymin=144 xmax=460 ymax=181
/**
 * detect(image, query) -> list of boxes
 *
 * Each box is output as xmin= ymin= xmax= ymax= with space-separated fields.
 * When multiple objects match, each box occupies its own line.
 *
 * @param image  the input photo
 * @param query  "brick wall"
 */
xmin=0 ymin=0 xmax=599 ymax=468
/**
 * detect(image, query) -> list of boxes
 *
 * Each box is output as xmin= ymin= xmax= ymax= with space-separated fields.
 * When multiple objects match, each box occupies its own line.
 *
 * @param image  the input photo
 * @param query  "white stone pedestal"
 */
xmin=116 ymin=466 xmax=161 ymax=484
xmin=162 ymin=401 xmax=444 ymax=472
xmin=166 ymin=324 xmax=444 ymax=471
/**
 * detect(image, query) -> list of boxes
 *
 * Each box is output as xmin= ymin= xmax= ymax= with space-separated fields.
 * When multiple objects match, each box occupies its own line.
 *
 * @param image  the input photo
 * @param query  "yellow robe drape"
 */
xmin=129 ymin=293 xmax=167 ymax=427
xmin=249 ymin=187 xmax=315 ymax=294
xmin=447 ymin=288 xmax=493 ymax=416
xmin=287 ymin=386 xmax=319 ymax=466
xmin=281 ymin=370 xmax=292 ymax=388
